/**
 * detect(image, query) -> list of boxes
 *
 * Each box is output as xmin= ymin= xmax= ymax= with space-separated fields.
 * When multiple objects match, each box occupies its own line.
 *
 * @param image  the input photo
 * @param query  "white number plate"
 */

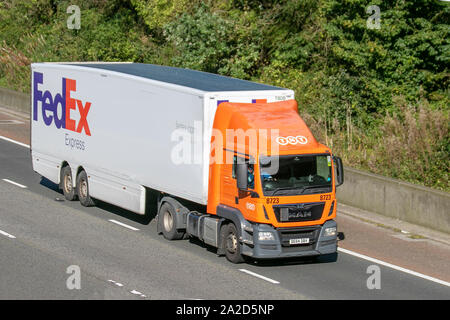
xmin=289 ymin=238 xmax=310 ymax=245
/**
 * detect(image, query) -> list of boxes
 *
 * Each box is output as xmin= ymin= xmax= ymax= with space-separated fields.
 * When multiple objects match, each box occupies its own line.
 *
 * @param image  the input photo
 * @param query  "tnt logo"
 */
xmin=276 ymin=135 xmax=308 ymax=146
xmin=33 ymin=72 xmax=91 ymax=136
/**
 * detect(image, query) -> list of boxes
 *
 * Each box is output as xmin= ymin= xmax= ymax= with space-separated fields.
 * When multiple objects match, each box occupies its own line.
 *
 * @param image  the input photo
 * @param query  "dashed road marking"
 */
xmin=0 ymin=229 xmax=16 ymax=239
xmin=108 ymin=279 xmax=124 ymax=287
xmin=2 ymin=178 xmax=27 ymax=189
xmin=108 ymin=280 xmax=146 ymax=298
xmin=238 ymin=269 xmax=280 ymax=284
xmin=108 ymin=219 xmax=140 ymax=231
xmin=0 ymin=135 xmax=30 ymax=148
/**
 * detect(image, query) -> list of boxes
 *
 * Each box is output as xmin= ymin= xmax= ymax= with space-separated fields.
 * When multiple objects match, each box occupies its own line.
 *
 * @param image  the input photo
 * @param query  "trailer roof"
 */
xmin=68 ymin=63 xmax=283 ymax=92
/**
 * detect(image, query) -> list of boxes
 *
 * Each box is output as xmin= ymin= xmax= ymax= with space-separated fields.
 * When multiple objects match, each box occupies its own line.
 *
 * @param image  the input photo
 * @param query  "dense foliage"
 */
xmin=0 ymin=0 xmax=448 ymax=191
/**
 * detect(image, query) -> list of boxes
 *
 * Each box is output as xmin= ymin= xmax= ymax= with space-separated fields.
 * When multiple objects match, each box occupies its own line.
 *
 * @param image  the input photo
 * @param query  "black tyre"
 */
xmin=158 ymin=202 xmax=185 ymax=240
xmin=76 ymin=170 xmax=95 ymax=207
xmin=61 ymin=166 xmax=77 ymax=201
xmin=223 ymin=223 xmax=245 ymax=264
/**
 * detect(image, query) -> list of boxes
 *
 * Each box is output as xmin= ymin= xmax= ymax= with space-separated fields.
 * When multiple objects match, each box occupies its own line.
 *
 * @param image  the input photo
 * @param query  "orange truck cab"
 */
xmin=197 ymin=99 xmax=344 ymax=262
xmin=179 ymin=99 xmax=344 ymax=263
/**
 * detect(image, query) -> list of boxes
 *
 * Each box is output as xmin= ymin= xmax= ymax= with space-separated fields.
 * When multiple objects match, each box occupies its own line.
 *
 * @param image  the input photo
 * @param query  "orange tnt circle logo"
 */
xmin=275 ymin=135 xmax=308 ymax=145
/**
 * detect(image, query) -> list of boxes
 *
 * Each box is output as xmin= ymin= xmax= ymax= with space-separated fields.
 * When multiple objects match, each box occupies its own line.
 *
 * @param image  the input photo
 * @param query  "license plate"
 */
xmin=289 ymin=238 xmax=310 ymax=245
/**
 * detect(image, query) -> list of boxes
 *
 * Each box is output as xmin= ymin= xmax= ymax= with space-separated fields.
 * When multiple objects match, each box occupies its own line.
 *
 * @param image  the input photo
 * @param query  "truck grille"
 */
xmin=273 ymin=202 xmax=325 ymax=223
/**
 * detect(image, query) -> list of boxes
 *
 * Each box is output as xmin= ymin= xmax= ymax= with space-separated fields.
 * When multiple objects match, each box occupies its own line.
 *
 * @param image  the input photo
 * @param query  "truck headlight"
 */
xmin=258 ymin=232 xmax=275 ymax=241
xmin=324 ymin=227 xmax=337 ymax=237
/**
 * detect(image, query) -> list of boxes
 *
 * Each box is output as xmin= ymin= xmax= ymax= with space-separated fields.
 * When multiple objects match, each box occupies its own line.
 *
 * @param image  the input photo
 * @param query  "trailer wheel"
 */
xmin=76 ymin=170 xmax=95 ymax=207
xmin=61 ymin=166 xmax=77 ymax=201
xmin=223 ymin=223 xmax=245 ymax=264
xmin=159 ymin=202 xmax=184 ymax=240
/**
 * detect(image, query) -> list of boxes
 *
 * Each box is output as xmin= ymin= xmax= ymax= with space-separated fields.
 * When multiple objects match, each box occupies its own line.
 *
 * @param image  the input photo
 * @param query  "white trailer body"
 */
xmin=31 ymin=63 xmax=293 ymax=214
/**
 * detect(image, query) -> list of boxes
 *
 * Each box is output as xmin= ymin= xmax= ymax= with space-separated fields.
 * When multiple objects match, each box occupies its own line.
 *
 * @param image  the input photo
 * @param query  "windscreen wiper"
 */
xmin=270 ymin=184 xmax=330 ymax=196
xmin=297 ymin=185 xmax=330 ymax=194
xmin=270 ymin=187 xmax=295 ymax=196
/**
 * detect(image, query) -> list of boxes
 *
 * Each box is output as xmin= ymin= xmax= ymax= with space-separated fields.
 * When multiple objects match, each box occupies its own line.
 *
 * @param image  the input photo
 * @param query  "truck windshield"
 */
xmin=260 ymin=154 xmax=332 ymax=196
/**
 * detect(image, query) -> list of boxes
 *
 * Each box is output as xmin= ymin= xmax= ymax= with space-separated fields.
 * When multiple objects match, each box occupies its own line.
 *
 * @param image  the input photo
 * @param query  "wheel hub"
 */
xmin=226 ymin=233 xmax=238 ymax=254
xmin=80 ymin=179 xmax=88 ymax=198
xmin=163 ymin=211 xmax=173 ymax=231
xmin=64 ymin=175 xmax=72 ymax=192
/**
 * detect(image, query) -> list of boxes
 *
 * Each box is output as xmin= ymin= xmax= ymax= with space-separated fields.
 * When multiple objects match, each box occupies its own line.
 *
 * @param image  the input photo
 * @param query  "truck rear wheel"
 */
xmin=223 ymin=223 xmax=245 ymax=264
xmin=159 ymin=202 xmax=184 ymax=240
xmin=76 ymin=170 xmax=95 ymax=207
xmin=61 ymin=166 xmax=77 ymax=201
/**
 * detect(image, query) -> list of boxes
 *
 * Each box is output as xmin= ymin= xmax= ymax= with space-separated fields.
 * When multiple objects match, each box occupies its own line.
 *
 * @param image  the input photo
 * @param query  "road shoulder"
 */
xmin=337 ymin=203 xmax=450 ymax=283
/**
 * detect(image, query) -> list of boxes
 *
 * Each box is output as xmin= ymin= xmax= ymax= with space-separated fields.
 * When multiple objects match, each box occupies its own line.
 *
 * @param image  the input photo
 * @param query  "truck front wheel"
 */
xmin=159 ymin=202 xmax=184 ymax=240
xmin=223 ymin=223 xmax=245 ymax=264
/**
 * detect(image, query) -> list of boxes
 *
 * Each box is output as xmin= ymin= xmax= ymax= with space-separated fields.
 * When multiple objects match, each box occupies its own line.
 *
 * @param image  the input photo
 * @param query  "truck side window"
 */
xmin=232 ymin=156 xmax=237 ymax=179
xmin=232 ymin=156 xmax=254 ymax=189
xmin=248 ymin=164 xmax=255 ymax=189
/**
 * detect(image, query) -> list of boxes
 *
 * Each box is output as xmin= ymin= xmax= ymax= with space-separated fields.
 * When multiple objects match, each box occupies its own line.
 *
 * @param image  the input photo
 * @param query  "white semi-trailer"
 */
xmin=31 ymin=62 xmax=343 ymax=263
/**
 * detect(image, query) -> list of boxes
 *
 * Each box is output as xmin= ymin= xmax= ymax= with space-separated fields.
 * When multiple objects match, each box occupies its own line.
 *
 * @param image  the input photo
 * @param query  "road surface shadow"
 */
xmin=39 ymin=176 xmax=60 ymax=192
xmin=247 ymin=252 xmax=339 ymax=267
xmin=39 ymin=177 xmax=157 ymax=225
xmin=93 ymin=199 xmax=156 ymax=225
xmin=186 ymin=233 xmax=339 ymax=267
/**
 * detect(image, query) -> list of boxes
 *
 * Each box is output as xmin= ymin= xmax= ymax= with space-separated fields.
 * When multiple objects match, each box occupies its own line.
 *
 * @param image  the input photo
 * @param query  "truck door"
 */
xmin=221 ymin=153 xmax=238 ymax=206
xmin=221 ymin=154 xmax=255 ymax=207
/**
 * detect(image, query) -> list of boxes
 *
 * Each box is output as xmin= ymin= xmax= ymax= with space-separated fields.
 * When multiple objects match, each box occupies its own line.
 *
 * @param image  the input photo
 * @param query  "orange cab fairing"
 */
xmin=207 ymin=100 xmax=337 ymax=228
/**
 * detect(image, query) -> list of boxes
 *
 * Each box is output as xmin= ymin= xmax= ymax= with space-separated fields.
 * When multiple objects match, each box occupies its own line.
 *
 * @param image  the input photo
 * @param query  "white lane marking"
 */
xmin=108 ymin=219 xmax=140 ymax=231
xmin=238 ymin=269 xmax=280 ymax=284
xmin=0 ymin=119 xmax=24 ymax=124
xmin=107 ymin=280 xmax=146 ymax=298
xmin=0 ymin=135 xmax=30 ymax=148
xmin=130 ymin=290 xmax=142 ymax=295
xmin=2 ymin=179 xmax=27 ymax=189
xmin=108 ymin=280 xmax=124 ymax=287
xmin=0 ymin=229 xmax=16 ymax=239
xmin=130 ymin=290 xmax=147 ymax=298
xmin=338 ymin=247 xmax=450 ymax=287
xmin=130 ymin=290 xmax=146 ymax=298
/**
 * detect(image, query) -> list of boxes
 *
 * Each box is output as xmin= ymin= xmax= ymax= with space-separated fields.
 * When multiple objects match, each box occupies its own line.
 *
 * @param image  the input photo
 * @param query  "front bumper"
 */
xmin=241 ymin=220 xmax=338 ymax=259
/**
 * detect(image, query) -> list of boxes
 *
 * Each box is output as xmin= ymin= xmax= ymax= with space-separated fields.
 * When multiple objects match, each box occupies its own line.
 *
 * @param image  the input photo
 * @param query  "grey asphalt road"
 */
xmin=0 ymin=138 xmax=449 ymax=300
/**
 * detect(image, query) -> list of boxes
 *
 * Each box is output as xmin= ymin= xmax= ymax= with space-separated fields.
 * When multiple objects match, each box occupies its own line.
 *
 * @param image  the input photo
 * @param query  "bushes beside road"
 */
xmin=0 ymin=0 xmax=448 ymax=191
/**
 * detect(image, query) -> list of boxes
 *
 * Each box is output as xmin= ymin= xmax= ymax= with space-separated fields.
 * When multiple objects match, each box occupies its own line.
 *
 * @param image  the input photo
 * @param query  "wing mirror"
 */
xmin=333 ymin=156 xmax=344 ymax=187
xmin=236 ymin=163 xmax=248 ymax=191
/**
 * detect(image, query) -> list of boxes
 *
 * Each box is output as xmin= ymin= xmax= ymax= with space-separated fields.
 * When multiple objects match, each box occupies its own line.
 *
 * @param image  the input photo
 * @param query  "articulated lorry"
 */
xmin=31 ymin=62 xmax=344 ymax=263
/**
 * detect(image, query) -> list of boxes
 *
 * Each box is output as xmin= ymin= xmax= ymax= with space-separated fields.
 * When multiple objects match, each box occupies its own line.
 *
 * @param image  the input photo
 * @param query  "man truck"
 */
xmin=31 ymin=62 xmax=344 ymax=263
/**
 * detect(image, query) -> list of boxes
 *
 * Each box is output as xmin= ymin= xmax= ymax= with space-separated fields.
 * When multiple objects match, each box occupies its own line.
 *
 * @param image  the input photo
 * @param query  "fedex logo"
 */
xmin=33 ymin=72 xmax=91 ymax=136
